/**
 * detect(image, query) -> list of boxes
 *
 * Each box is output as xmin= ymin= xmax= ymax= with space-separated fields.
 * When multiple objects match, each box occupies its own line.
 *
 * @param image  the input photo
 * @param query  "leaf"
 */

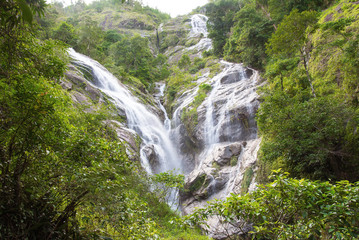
xmin=15 ymin=0 xmax=33 ymax=24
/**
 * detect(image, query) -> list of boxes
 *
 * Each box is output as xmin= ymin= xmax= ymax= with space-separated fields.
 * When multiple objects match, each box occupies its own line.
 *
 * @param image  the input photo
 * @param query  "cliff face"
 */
xmin=63 ymin=9 xmax=263 ymax=238
xmin=159 ymin=14 xmax=263 ymax=238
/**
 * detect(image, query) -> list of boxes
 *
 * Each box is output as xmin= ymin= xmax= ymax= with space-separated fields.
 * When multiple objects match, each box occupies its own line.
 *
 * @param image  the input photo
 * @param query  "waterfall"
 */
xmin=204 ymin=61 xmax=258 ymax=147
xmin=154 ymin=83 xmax=171 ymax=131
xmin=68 ymin=49 xmax=182 ymax=175
xmin=68 ymin=13 xmax=261 ymax=237
xmin=171 ymin=15 xmax=261 ymax=229
xmin=190 ymin=14 xmax=209 ymax=37
xmin=188 ymin=14 xmax=213 ymax=52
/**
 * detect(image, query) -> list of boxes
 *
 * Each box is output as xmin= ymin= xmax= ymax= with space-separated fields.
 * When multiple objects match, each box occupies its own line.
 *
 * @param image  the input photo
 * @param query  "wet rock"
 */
xmin=115 ymin=105 xmax=127 ymax=118
xmin=245 ymin=68 xmax=253 ymax=78
xmin=71 ymin=92 xmax=90 ymax=105
xmin=60 ymin=80 xmax=73 ymax=90
xmin=218 ymin=106 xmax=257 ymax=143
xmin=65 ymin=69 xmax=88 ymax=86
xmin=214 ymin=172 xmax=229 ymax=191
xmin=143 ymin=145 xmax=160 ymax=173
xmin=181 ymin=172 xmax=212 ymax=201
xmin=118 ymin=18 xmax=154 ymax=30
xmin=105 ymin=120 xmax=140 ymax=161
xmin=220 ymin=70 xmax=245 ymax=84
xmin=85 ymin=84 xmax=101 ymax=103
xmin=214 ymin=143 xmax=242 ymax=166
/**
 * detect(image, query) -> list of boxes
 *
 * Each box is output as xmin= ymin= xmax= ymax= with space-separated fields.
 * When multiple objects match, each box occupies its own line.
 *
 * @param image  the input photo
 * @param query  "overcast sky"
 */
xmin=141 ymin=0 xmax=209 ymax=17
xmin=52 ymin=0 xmax=209 ymax=17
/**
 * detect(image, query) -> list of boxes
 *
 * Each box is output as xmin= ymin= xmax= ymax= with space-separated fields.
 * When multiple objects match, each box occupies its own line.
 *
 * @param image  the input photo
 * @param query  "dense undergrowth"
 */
xmin=180 ymin=170 xmax=359 ymax=239
xmin=203 ymin=0 xmax=359 ymax=182
xmin=0 ymin=0 xmax=208 ymax=239
xmin=2 ymin=0 xmax=359 ymax=238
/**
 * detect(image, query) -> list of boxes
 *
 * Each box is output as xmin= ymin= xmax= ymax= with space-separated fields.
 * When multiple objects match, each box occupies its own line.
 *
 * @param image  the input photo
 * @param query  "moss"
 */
xmin=135 ymin=134 xmax=142 ymax=152
xmin=208 ymin=63 xmax=222 ymax=78
xmin=241 ymin=117 xmax=249 ymax=129
xmin=240 ymin=167 xmax=254 ymax=195
xmin=310 ymin=0 xmax=359 ymax=100
xmin=189 ymin=173 xmax=208 ymax=192
xmin=212 ymin=162 xmax=221 ymax=177
xmin=230 ymin=156 xmax=238 ymax=167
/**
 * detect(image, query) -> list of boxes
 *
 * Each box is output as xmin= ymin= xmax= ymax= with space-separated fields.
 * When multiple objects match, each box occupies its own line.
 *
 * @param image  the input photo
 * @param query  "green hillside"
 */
xmin=1 ymin=0 xmax=358 ymax=239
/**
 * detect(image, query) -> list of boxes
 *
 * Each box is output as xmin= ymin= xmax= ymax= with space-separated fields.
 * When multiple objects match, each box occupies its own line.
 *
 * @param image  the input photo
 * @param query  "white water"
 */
xmin=190 ymin=14 xmax=209 ymax=37
xmin=172 ymin=14 xmax=260 ymax=204
xmin=204 ymin=61 xmax=257 ymax=147
xmin=69 ymin=49 xmax=181 ymax=175
xmin=188 ymin=14 xmax=213 ymax=52
xmin=155 ymin=83 xmax=171 ymax=131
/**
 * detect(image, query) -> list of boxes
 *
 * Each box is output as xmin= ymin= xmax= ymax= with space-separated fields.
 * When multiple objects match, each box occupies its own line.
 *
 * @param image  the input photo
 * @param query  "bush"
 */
xmin=180 ymin=170 xmax=359 ymax=239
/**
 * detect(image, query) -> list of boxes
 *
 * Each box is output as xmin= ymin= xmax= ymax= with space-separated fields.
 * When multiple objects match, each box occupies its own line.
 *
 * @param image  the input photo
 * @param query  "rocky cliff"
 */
xmin=63 ymin=11 xmax=263 ymax=239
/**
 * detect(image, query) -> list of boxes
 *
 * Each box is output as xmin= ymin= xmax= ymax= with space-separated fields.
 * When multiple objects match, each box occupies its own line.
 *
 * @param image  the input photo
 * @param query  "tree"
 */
xmin=53 ymin=21 xmax=78 ymax=45
xmin=205 ymin=0 xmax=240 ymax=57
xmin=224 ymin=0 xmax=275 ymax=69
xmin=178 ymin=54 xmax=191 ymax=69
xmin=257 ymin=92 xmax=359 ymax=181
xmin=75 ymin=17 xmax=103 ymax=56
xmin=266 ymin=9 xmax=318 ymax=96
xmin=180 ymin=171 xmax=359 ymax=239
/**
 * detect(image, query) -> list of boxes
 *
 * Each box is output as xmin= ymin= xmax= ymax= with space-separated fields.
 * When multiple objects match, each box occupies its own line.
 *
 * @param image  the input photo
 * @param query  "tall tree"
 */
xmin=205 ymin=0 xmax=240 ymax=57
xmin=266 ymin=9 xmax=318 ymax=96
xmin=224 ymin=0 xmax=274 ymax=69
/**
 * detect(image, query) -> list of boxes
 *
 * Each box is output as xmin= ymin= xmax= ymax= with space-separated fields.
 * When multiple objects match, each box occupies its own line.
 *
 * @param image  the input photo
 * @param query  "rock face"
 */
xmin=63 ymin=64 xmax=141 ymax=162
xmin=68 ymin=11 xmax=262 ymax=239
xmin=166 ymin=14 xmax=262 ymax=239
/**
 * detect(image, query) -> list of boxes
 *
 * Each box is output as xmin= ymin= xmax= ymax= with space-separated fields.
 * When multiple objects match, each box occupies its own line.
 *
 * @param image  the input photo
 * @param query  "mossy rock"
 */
xmin=240 ymin=167 xmax=254 ymax=195
xmin=230 ymin=156 xmax=238 ymax=167
xmin=188 ymin=173 xmax=210 ymax=193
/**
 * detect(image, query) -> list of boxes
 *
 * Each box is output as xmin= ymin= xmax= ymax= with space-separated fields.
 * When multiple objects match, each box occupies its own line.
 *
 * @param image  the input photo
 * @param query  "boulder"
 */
xmin=142 ymin=145 xmax=160 ymax=173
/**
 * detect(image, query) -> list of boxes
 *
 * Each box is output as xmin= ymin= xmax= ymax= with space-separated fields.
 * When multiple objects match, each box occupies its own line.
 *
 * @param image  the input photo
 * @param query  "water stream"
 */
xmin=69 ymin=49 xmax=181 ymax=175
xmin=68 ymin=15 xmax=260 ymax=231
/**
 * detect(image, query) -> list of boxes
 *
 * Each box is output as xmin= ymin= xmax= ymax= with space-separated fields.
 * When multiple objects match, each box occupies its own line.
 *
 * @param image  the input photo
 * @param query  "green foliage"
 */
xmin=180 ymin=170 xmax=359 ymax=239
xmin=240 ymin=167 xmax=254 ymax=194
xmin=262 ymin=0 xmax=335 ymax=24
xmin=205 ymin=0 xmax=241 ymax=57
xmin=110 ymin=34 xmax=153 ymax=84
xmin=0 ymin=3 xmax=208 ymax=239
xmin=188 ymin=173 xmax=208 ymax=192
xmin=150 ymin=170 xmax=185 ymax=207
xmin=266 ymin=9 xmax=318 ymax=58
xmin=53 ymin=21 xmax=78 ymax=45
xmin=161 ymin=227 xmax=212 ymax=240
xmin=165 ymin=67 xmax=195 ymax=108
xmin=310 ymin=2 xmax=359 ymax=104
xmin=257 ymin=92 xmax=359 ymax=180
xmin=0 ymin=0 xmax=46 ymax=28
xmin=180 ymin=83 xmax=212 ymax=137
xmin=74 ymin=17 xmax=104 ymax=57
xmin=178 ymin=54 xmax=191 ymax=69
xmin=256 ymin=0 xmax=359 ymax=181
xmin=224 ymin=0 xmax=274 ymax=69
xmin=189 ymin=57 xmax=206 ymax=74
xmin=103 ymin=29 xmax=122 ymax=43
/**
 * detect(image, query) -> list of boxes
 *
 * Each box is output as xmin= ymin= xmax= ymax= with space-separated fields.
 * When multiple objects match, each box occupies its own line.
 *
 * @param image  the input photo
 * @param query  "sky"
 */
xmin=141 ymin=0 xmax=209 ymax=17
xmin=53 ymin=0 xmax=209 ymax=17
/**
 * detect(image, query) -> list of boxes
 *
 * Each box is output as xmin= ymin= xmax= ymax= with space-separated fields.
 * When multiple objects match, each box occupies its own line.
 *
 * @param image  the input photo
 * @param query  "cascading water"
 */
xmin=170 ymin=14 xmax=261 ymax=237
xmin=154 ymin=83 xmax=171 ymax=131
xmin=68 ymin=49 xmax=181 ymax=176
xmin=68 ymin=13 xmax=261 ymax=238
xmin=190 ymin=14 xmax=209 ymax=37
xmin=188 ymin=14 xmax=213 ymax=52
xmin=204 ymin=61 xmax=258 ymax=147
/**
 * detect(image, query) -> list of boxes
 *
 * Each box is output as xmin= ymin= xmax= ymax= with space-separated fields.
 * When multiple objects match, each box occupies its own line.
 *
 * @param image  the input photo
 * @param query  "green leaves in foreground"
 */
xmin=180 ymin=170 xmax=359 ymax=239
